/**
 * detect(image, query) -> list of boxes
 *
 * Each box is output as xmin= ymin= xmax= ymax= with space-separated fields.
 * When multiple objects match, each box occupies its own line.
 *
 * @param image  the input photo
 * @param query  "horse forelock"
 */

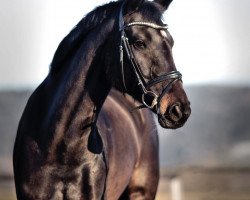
xmin=137 ymin=1 xmax=165 ymax=25
xmin=50 ymin=1 xmax=121 ymax=75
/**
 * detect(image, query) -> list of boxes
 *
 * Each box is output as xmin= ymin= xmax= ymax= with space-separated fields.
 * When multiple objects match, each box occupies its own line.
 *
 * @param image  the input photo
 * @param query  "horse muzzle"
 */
xmin=158 ymin=101 xmax=191 ymax=129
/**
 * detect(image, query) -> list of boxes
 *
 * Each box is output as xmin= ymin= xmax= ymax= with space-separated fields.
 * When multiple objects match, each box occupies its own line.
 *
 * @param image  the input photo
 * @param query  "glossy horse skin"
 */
xmin=13 ymin=0 xmax=191 ymax=199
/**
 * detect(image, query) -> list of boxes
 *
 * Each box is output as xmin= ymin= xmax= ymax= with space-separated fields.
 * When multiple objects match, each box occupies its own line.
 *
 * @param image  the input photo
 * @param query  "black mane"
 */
xmin=50 ymin=1 xmax=120 ymax=74
xmin=50 ymin=1 xmax=164 ymax=75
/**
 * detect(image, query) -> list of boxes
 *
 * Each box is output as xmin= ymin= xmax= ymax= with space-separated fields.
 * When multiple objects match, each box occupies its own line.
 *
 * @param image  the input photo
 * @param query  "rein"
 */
xmin=118 ymin=3 xmax=182 ymax=113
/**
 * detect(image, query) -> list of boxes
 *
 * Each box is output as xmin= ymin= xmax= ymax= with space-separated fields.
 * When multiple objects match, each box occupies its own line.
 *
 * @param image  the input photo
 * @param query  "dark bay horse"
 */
xmin=13 ymin=0 xmax=191 ymax=199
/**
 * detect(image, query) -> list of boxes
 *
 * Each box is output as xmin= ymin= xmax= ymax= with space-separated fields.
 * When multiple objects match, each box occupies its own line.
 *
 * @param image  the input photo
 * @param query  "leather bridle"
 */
xmin=119 ymin=3 xmax=182 ymax=113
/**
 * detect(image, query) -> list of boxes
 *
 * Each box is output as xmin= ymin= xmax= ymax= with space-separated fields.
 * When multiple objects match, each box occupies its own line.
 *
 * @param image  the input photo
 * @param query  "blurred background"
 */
xmin=0 ymin=0 xmax=250 ymax=199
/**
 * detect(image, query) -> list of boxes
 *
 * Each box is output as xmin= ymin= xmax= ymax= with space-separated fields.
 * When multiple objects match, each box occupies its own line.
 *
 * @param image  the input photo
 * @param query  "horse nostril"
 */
xmin=168 ymin=103 xmax=183 ymax=122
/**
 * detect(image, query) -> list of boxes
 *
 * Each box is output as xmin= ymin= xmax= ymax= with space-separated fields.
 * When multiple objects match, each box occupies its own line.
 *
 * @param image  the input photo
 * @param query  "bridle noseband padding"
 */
xmin=118 ymin=3 xmax=182 ymax=113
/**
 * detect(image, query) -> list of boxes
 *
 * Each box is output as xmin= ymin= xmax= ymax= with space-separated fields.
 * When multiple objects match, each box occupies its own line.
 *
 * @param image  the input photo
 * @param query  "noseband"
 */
xmin=118 ymin=3 xmax=182 ymax=113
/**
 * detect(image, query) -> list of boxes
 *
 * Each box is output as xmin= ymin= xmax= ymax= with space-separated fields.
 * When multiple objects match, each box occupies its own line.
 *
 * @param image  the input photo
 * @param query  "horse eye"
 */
xmin=134 ymin=40 xmax=146 ymax=49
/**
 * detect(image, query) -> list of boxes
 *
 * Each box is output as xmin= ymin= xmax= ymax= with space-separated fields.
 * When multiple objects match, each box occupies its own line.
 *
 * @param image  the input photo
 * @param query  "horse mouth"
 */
xmin=157 ymin=113 xmax=189 ymax=129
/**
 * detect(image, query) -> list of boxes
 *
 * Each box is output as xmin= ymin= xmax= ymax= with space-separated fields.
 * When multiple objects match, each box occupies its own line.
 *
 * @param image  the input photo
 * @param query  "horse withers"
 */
xmin=13 ymin=0 xmax=191 ymax=199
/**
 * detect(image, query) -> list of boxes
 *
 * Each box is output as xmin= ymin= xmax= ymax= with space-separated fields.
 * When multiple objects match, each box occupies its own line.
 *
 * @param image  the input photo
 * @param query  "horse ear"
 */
xmin=124 ymin=0 xmax=145 ymax=13
xmin=154 ymin=0 xmax=173 ymax=11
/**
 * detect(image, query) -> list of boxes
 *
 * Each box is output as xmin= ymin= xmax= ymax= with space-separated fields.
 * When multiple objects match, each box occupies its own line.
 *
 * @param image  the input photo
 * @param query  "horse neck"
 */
xmin=42 ymin=25 xmax=117 ymax=157
xmin=42 ymin=55 xmax=111 ymax=160
xmin=53 ymin=56 xmax=111 ymax=135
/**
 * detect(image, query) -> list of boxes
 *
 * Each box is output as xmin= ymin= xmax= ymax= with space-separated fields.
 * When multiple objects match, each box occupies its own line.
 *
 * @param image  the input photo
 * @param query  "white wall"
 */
xmin=0 ymin=0 xmax=249 ymax=89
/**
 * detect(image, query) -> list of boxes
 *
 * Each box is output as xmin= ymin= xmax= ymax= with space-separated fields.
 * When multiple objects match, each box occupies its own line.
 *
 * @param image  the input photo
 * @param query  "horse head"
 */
xmin=107 ymin=0 xmax=191 ymax=129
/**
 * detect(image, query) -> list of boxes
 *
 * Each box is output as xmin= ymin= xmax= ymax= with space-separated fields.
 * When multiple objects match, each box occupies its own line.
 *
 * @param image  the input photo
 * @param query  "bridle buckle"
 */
xmin=142 ymin=91 xmax=158 ymax=109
